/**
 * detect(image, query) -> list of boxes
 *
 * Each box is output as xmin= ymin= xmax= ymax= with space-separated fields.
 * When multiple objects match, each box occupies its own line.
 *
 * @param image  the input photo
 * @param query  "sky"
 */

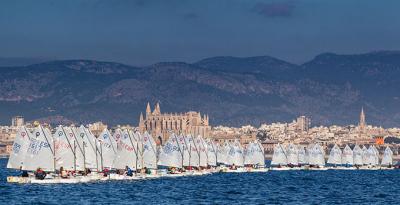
xmin=0 ymin=0 xmax=399 ymax=66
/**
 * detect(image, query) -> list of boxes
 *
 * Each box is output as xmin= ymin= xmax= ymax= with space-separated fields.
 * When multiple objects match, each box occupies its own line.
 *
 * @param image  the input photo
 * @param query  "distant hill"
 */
xmin=0 ymin=51 xmax=400 ymax=127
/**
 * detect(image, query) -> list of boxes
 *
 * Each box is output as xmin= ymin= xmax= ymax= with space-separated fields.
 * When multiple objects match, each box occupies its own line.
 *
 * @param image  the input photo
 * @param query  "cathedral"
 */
xmin=138 ymin=102 xmax=211 ymax=145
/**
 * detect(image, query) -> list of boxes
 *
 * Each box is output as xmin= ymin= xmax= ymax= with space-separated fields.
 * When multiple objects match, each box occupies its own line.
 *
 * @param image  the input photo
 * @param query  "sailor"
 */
xmin=19 ymin=166 xmax=29 ymax=178
xmin=125 ymin=166 xmax=133 ymax=177
xmin=34 ymin=167 xmax=46 ymax=180
xmin=102 ymin=168 xmax=110 ymax=177
xmin=60 ymin=167 xmax=68 ymax=179
xmin=231 ymin=164 xmax=237 ymax=170
xmin=144 ymin=167 xmax=151 ymax=175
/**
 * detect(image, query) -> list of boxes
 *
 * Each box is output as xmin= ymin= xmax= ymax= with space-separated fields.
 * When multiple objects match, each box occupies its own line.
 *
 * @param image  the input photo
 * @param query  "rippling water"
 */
xmin=1 ymin=159 xmax=400 ymax=204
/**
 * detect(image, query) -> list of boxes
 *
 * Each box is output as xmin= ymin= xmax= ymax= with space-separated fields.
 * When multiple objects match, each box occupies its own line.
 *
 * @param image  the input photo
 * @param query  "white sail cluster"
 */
xmin=7 ymin=125 xmax=158 ymax=172
xmin=271 ymin=143 xmax=394 ymax=169
xmin=158 ymin=134 xmax=265 ymax=168
xmin=8 ymin=125 xmax=266 ymax=173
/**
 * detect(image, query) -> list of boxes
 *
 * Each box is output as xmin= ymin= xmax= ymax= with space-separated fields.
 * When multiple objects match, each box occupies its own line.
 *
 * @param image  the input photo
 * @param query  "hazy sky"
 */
xmin=0 ymin=0 xmax=399 ymax=66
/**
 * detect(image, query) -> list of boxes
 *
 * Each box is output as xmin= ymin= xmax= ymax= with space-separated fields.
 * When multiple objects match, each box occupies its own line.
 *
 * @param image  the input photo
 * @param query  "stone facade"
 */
xmin=138 ymin=102 xmax=211 ymax=145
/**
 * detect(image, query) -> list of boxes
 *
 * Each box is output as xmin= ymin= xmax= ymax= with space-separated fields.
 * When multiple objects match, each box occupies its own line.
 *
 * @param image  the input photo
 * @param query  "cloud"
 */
xmin=253 ymin=2 xmax=295 ymax=18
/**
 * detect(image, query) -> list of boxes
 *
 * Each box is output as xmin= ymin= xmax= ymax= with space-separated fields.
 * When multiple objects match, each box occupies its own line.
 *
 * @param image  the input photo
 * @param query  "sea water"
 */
xmin=1 ymin=159 xmax=400 ymax=204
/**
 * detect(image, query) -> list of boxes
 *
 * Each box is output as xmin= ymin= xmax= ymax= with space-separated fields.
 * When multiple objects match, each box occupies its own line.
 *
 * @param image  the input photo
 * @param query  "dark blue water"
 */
xmin=1 ymin=159 xmax=399 ymax=204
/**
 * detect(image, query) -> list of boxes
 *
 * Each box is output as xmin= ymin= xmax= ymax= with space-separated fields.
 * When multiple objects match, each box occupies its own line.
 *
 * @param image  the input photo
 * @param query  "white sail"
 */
xmin=381 ymin=146 xmax=393 ymax=166
xmin=206 ymin=140 xmax=217 ymax=166
xmin=362 ymin=146 xmax=369 ymax=165
xmin=7 ymin=126 xmax=32 ymax=169
xmin=98 ymin=129 xmax=117 ymax=169
xmin=193 ymin=136 xmax=208 ymax=167
xmin=182 ymin=135 xmax=194 ymax=167
xmin=158 ymin=133 xmax=183 ymax=168
xmin=217 ymin=143 xmax=229 ymax=165
xmin=366 ymin=146 xmax=378 ymax=166
xmin=372 ymin=145 xmax=379 ymax=165
xmin=188 ymin=135 xmax=200 ymax=167
xmin=53 ymin=126 xmax=76 ymax=171
xmin=142 ymin=132 xmax=158 ymax=169
xmin=327 ymin=144 xmax=342 ymax=165
xmin=271 ymin=143 xmax=287 ymax=166
xmin=77 ymin=125 xmax=99 ymax=170
xmin=227 ymin=141 xmax=244 ymax=166
xmin=23 ymin=125 xmax=55 ymax=172
xmin=298 ymin=146 xmax=307 ymax=165
xmin=309 ymin=144 xmax=325 ymax=166
xmin=341 ymin=145 xmax=353 ymax=165
xmin=113 ymin=129 xmax=137 ymax=170
xmin=352 ymin=145 xmax=363 ymax=166
xmin=68 ymin=126 xmax=86 ymax=171
xmin=244 ymin=141 xmax=265 ymax=166
xmin=287 ymin=143 xmax=299 ymax=165
xmin=130 ymin=130 xmax=144 ymax=169
xmin=244 ymin=142 xmax=255 ymax=165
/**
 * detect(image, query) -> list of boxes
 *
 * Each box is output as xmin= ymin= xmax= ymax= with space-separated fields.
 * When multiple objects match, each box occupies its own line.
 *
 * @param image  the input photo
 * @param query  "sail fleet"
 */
xmin=271 ymin=143 xmax=394 ymax=170
xmin=7 ymin=124 xmax=266 ymax=183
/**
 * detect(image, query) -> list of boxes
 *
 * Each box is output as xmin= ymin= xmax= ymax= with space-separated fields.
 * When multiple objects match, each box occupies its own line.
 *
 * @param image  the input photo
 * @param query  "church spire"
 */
xmin=359 ymin=107 xmax=366 ymax=138
xmin=146 ymin=102 xmax=151 ymax=116
xmin=360 ymin=107 xmax=366 ymax=128
xmin=156 ymin=102 xmax=161 ymax=114
xmin=140 ymin=112 xmax=144 ymax=122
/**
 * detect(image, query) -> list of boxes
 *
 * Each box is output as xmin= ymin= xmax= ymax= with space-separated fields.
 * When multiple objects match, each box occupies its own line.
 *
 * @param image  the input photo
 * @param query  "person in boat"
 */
xmin=125 ymin=166 xmax=133 ymax=177
xmin=19 ymin=166 xmax=29 ymax=178
xmin=144 ymin=167 xmax=151 ymax=175
xmin=102 ymin=168 xmax=110 ymax=177
xmin=231 ymin=164 xmax=237 ymax=170
xmin=34 ymin=167 xmax=46 ymax=180
xmin=60 ymin=167 xmax=69 ymax=179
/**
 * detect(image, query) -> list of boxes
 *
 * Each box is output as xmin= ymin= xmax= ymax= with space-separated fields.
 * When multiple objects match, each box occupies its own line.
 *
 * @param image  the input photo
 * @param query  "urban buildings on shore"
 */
xmin=1 ymin=107 xmax=400 ymax=157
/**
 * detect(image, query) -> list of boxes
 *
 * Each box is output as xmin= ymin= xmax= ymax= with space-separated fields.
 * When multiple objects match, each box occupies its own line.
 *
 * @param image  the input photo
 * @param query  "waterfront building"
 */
xmin=11 ymin=116 xmax=24 ymax=127
xmin=138 ymin=102 xmax=211 ymax=145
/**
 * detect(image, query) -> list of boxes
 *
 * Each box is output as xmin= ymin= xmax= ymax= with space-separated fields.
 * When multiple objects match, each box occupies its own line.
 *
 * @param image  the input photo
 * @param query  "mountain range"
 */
xmin=1 ymin=51 xmax=400 ymax=127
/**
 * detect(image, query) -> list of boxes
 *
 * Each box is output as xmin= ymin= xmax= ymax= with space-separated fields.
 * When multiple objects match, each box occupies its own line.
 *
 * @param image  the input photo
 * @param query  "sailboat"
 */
xmin=286 ymin=143 xmax=299 ymax=168
xmin=77 ymin=125 xmax=100 ymax=171
xmin=206 ymin=140 xmax=218 ymax=167
xmin=297 ymin=146 xmax=307 ymax=166
xmin=327 ymin=144 xmax=342 ymax=167
xmin=158 ymin=133 xmax=183 ymax=175
xmin=341 ymin=145 xmax=354 ymax=169
xmin=98 ymin=128 xmax=117 ymax=170
xmin=380 ymin=146 xmax=393 ymax=169
xmin=53 ymin=126 xmax=78 ymax=172
xmin=243 ymin=141 xmax=266 ymax=172
xmin=7 ymin=126 xmax=33 ymax=183
xmin=217 ymin=142 xmax=229 ymax=166
xmin=23 ymin=125 xmax=55 ymax=172
xmin=365 ymin=146 xmax=379 ymax=169
xmin=352 ymin=145 xmax=363 ymax=168
xmin=142 ymin=132 xmax=158 ymax=170
xmin=225 ymin=140 xmax=244 ymax=172
xmin=7 ymin=126 xmax=32 ymax=170
xmin=194 ymin=136 xmax=208 ymax=168
xmin=308 ymin=144 xmax=327 ymax=170
xmin=361 ymin=145 xmax=369 ymax=166
xmin=270 ymin=143 xmax=289 ymax=170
